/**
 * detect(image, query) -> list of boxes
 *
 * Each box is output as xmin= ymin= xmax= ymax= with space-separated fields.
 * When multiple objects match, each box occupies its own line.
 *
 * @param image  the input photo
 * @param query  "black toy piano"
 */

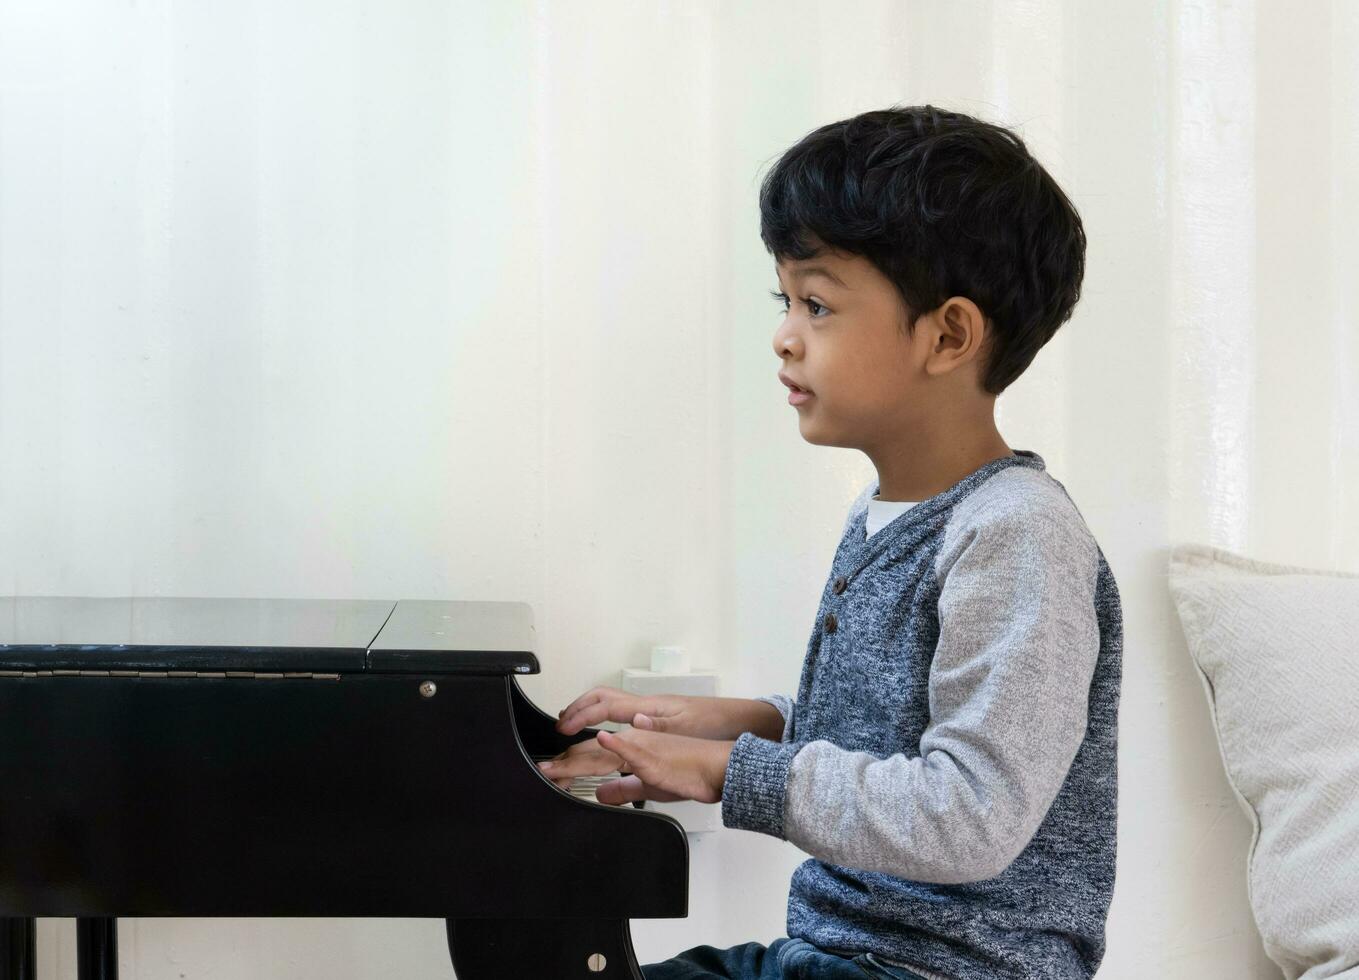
xmin=0 ymin=596 xmax=688 ymax=979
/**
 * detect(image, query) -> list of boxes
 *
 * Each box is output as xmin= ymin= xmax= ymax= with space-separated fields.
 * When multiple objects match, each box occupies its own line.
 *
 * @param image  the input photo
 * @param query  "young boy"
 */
xmin=538 ymin=104 xmax=1123 ymax=980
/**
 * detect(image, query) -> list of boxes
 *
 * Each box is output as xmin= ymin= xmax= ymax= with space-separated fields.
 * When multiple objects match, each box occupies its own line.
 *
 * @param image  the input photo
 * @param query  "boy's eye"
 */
xmin=768 ymin=289 xmax=826 ymax=317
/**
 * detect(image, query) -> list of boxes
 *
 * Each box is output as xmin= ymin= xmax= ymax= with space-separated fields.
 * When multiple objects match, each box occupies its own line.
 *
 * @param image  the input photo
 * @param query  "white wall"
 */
xmin=1 ymin=1 xmax=1355 ymax=977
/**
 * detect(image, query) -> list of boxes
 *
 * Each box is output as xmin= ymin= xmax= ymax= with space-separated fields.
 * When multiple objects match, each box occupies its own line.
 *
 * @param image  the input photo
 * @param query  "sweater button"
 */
xmin=824 ymin=612 xmax=838 ymax=633
xmin=832 ymin=576 xmax=847 ymax=594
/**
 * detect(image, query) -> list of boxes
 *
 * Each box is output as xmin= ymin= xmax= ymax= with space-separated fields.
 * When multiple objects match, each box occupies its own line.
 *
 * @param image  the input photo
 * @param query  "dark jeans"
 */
xmin=642 ymin=937 xmax=927 ymax=980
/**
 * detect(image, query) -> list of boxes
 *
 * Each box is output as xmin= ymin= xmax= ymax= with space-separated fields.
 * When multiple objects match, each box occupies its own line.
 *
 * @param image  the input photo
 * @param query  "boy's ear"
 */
xmin=923 ymin=297 xmax=988 ymax=376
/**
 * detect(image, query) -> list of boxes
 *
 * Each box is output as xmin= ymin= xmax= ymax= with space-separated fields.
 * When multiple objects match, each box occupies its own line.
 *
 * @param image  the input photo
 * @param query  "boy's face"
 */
xmin=772 ymin=244 xmax=939 ymax=453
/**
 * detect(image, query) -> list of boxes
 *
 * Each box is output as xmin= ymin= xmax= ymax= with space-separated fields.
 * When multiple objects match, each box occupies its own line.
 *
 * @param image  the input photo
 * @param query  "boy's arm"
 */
xmin=555 ymin=690 xmax=786 ymax=741
xmin=751 ymin=694 xmax=795 ymax=741
xmin=715 ymin=697 xmax=787 ymax=741
xmin=720 ymin=501 xmax=1102 ymax=884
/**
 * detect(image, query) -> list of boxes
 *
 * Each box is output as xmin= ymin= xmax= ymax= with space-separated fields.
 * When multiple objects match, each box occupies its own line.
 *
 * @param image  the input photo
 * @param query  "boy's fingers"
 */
xmin=556 ymin=687 xmax=608 ymax=725
xmin=594 ymin=774 xmax=648 ymax=806
xmin=536 ymin=740 xmax=625 ymax=780
xmin=558 ymin=692 xmax=642 ymax=735
xmin=555 ymin=696 xmax=601 ymax=733
xmin=595 ymin=729 xmax=656 ymax=780
xmin=558 ymin=702 xmax=612 ymax=734
xmin=556 ymin=737 xmax=606 ymax=759
xmin=594 ymin=774 xmax=687 ymax=805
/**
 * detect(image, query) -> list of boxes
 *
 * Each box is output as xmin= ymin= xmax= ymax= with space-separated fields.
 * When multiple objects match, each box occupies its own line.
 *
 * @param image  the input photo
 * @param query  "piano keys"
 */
xmin=0 ymin=596 xmax=688 ymax=979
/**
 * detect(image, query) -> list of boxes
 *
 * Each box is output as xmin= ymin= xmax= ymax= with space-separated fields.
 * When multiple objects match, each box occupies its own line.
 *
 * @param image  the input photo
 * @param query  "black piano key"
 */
xmin=0 ymin=918 xmax=36 ymax=980
xmin=76 ymin=918 xmax=116 ymax=980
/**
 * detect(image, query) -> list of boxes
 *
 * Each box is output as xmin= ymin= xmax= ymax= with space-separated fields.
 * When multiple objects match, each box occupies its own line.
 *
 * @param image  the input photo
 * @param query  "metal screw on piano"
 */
xmin=0 ymin=597 xmax=689 ymax=979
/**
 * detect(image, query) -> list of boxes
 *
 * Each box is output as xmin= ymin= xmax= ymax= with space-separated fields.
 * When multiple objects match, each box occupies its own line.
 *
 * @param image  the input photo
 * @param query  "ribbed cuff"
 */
xmin=720 ymin=732 xmax=800 ymax=838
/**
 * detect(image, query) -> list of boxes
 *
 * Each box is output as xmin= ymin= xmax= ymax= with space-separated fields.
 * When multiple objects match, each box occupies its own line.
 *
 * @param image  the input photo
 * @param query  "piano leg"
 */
xmin=446 ymin=917 xmax=645 ymax=979
xmin=0 ymin=918 xmax=36 ymax=980
xmin=76 ymin=918 xmax=117 ymax=980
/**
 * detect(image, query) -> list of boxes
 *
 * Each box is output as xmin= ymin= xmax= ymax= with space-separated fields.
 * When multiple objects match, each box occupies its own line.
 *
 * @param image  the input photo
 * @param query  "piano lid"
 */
xmin=0 ymin=597 xmax=539 ymax=675
xmin=367 ymin=599 xmax=538 ymax=674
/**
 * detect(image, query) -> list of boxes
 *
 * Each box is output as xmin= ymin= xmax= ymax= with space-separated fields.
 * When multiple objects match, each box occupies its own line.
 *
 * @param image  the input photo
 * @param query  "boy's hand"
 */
xmin=537 ymin=716 xmax=736 ymax=805
xmin=535 ymin=736 xmax=632 ymax=792
xmin=593 ymin=722 xmax=735 ymax=805
xmin=555 ymin=685 xmax=704 ymax=738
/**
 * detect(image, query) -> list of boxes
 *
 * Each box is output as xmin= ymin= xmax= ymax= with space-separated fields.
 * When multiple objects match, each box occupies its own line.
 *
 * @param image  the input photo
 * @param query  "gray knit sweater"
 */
xmin=721 ymin=450 xmax=1123 ymax=979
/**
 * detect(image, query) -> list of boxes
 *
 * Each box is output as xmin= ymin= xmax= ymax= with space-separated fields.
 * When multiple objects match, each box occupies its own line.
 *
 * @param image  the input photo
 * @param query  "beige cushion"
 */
xmin=1168 ymin=543 xmax=1359 ymax=980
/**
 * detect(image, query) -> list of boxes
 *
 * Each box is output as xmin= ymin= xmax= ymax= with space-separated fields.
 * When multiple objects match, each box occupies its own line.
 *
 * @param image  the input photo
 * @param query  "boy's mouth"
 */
xmin=780 ymin=373 xmax=814 ymax=406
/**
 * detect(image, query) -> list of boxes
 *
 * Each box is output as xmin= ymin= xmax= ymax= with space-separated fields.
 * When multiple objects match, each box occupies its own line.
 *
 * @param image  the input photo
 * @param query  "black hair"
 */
xmin=759 ymin=104 xmax=1086 ymax=396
